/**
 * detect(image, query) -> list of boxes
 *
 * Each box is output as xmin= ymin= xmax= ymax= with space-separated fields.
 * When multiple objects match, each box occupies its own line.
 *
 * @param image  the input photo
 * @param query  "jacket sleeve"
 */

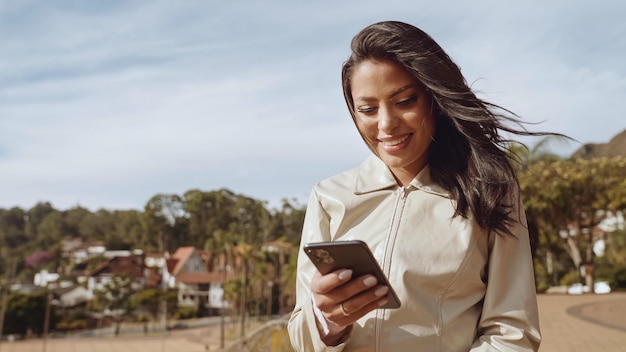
xmin=470 ymin=195 xmax=542 ymax=351
xmin=288 ymin=188 xmax=352 ymax=352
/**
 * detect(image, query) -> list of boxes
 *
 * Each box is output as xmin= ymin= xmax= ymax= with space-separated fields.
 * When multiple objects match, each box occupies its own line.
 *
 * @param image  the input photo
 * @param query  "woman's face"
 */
xmin=350 ymin=59 xmax=436 ymax=185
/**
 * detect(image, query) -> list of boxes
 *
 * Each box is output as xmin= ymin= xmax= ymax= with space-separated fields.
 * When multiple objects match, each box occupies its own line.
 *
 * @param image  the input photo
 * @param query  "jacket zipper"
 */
xmin=375 ymin=186 xmax=409 ymax=352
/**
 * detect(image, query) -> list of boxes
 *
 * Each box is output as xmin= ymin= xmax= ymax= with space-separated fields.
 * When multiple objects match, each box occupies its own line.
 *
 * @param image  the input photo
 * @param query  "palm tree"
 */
xmin=204 ymin=229 xmax=235 ymax=349
xmin=508 ymin=135 xmax=571 ymax=172
xmin=233 ymin=242 xmax=256 ymax=340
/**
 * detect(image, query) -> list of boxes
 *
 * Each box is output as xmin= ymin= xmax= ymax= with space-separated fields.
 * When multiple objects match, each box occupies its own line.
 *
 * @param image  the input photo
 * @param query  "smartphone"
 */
xmin=303 ymin=240 xmax=401 ymax=309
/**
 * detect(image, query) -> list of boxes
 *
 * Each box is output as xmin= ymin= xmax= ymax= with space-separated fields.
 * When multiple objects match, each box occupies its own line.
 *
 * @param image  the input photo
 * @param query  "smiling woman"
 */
xmin=287 ymin=20 xmax=564 ymax=352
xmin=349 ymin=60 xmax=435 ymax=186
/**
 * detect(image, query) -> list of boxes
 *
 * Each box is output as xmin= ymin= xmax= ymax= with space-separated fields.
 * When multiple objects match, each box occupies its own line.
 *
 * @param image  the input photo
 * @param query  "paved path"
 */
xmin=0 ymin=328 xmax=219 ymax=352
xmin=1 ymin=292 xmax=625 ymax=351
xmin=538 ymin=292 xmax=626 ymax=352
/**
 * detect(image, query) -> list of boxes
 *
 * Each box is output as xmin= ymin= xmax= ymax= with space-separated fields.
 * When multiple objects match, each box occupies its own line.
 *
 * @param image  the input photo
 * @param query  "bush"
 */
xmin=533 ymin=258 xmax=550 ymax=293
xmin=596 ymin=264 xmax=626 ymax=289
xmin=615 ymin=267 xmax=626 ymax=288
xmin=559 ymin=270 xmax=581 ymax=286
xmin=174 ymin=306 xmax=198 ymax=320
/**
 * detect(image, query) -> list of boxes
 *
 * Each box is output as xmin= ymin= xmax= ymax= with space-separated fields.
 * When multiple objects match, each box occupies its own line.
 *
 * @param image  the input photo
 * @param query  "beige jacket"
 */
xmin=288 ymin=155 xmax=541 ymax=352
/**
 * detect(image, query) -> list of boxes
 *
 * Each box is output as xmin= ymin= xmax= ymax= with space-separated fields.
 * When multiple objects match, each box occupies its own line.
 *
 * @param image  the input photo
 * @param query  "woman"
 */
xmin=288 ymin=21 xmax=543 ymax=351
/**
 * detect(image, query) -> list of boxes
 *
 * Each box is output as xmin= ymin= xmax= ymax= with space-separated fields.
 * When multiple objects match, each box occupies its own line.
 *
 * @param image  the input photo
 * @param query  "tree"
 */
xmin=229 ymin=196 xmax=271 ymax=245
xmin=234 ymin=242 xmax=255 ymax=339
xmin=204 ymin=228 xmax=236 ymax=349
xmin=131 ymin=288 xmax=177 ymax=332
xmin=35 ymin=211 xmax=67 ymax=250
xmin=507 ymin=135 xmax=570 ymax=173
xmin=520 ymin=156 xmax=626 ymax=292
xmin=143 ymin=194 xmax=186 ymax=252
xmin=63 ymin=206 xmax=91 ymax=238
xmin=0 ymin=207 xmax=27 ymax=255
xmin=268 ymin=199 xmax=307 ymax=246
xmin=25 ymin=202 xmax=55 ymax=245
xmin=106 ymin=210 xmax=144 ymax=250
xmin=185 ymin=189 xmax=238 ymax=248
xmin=2 ymin=291 xmax=58 ymax=336
xmin=92 ymin=274 xmax=138 ymax=336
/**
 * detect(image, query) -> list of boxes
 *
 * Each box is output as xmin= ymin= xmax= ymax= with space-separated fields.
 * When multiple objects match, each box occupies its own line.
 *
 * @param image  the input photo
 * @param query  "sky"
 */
xmin=1 ymin=0 xmax=625 ymax=212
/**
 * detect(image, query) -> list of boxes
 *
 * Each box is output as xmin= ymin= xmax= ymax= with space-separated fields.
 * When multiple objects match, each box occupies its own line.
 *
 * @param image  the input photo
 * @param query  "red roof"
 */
xmin=171 ymin=247 xmax=196 ymax=275
xmin=89 ymin=255 xmax=144 ymax=278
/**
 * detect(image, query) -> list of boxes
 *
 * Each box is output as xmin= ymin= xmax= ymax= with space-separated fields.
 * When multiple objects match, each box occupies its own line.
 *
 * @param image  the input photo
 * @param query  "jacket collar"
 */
xmin=354 ymin=155 xmax=450 ymax=198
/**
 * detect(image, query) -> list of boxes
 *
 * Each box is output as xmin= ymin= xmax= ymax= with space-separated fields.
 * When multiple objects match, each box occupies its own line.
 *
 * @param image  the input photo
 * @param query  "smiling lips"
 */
xmin=379 ymin=133 xmax=412 ymax=151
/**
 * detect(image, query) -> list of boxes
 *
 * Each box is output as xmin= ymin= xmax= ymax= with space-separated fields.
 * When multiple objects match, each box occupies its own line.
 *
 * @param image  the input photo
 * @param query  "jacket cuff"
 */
xmin=303 ymin=295 xmax=352 ymax=351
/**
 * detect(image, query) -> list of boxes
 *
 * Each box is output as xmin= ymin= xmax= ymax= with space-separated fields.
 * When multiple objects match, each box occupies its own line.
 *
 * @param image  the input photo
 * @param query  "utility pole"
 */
xmin=42 ymin=285 xmax=52 ymax=352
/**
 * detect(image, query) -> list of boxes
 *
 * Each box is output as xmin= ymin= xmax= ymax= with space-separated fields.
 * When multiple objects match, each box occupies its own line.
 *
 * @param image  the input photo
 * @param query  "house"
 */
xmin=32 ymin=268 xmax=92 ymax=308
xmin=169 ymin=246 xmax=226 ymax=314
xmin=55 ymin=285 xmax=93 ymax=308
xmin=71 ymin=241 xmax=107 ymax=265
xmin=145 ymin=252 xmax=173 ymax=289
xmin=87 ymin=252 xmax=148 ymax=294
xmin=33 ymin=269 xmax=59 ymax=287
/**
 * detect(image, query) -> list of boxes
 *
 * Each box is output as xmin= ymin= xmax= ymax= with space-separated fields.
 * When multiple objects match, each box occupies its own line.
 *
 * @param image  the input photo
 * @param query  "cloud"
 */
xmin=1 ymin=0 xmax=625 ymax=210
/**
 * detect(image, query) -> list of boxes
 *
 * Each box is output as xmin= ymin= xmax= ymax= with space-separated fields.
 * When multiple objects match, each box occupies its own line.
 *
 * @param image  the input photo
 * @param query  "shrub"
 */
xmin=533 ymin=258 xmax=550 ymax=293
xmin=615 ymin=267 xmax=626 ymax=289
xmin=174 ymin=306 xmax=198 ymax=320
xmin=559 ymin=270 xmax=581 ymax=286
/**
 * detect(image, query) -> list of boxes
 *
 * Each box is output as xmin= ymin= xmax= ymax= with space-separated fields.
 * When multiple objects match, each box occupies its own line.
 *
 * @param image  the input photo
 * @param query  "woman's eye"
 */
xmin=397 ymin=97 xmax=417 ymax=106
xmin=357 ymin=106 xmax=376 ymax=114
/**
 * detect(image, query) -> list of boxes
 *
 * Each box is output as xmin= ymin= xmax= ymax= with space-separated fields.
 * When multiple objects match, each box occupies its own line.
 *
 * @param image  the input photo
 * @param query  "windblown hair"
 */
xmin=342 ymin=21 xmax=549 ymax=236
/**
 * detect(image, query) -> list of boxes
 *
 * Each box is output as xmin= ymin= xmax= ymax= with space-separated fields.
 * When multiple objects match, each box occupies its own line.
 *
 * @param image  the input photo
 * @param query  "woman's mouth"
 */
xmin=379 ymin=134 xmax=412 ymax=151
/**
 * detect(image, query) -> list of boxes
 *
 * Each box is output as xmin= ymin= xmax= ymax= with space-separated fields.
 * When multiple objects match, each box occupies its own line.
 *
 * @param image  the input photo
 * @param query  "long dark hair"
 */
xmin=342 ymin=21 xmax=555 ymax=236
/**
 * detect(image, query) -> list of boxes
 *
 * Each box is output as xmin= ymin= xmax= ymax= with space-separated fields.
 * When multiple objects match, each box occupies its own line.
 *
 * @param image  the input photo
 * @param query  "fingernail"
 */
xmin=338 ymin=269 xmax=353 ymax=280
xmin=363 ymin=276 xmax=377 ymax=287
xmin=378 ymin=298 xmax=389 ymax=307
xmin=374 ymin=286 xmax=389 ymax=297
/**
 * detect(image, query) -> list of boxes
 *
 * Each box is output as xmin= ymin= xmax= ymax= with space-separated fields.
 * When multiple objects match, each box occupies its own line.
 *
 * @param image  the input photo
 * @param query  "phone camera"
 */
xmin=313 ymin=249 xmax=334 ymax=264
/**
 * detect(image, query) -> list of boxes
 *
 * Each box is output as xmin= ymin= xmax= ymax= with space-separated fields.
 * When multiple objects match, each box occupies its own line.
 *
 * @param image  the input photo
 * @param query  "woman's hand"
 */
xmin=311 ymin=268 xmax=390 ymax=332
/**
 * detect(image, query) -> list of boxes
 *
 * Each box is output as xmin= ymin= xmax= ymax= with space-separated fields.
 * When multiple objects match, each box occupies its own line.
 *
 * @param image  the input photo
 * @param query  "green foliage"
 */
xmin=174 ymin=305 xmax=198 ymax=320
xmin=533 ymin=258 xmax=550 ymax=293
xmin=595 ymin=255 xmax=626 ymax=289
xmin=559 ymin=271 xmax=581 ymax=286
xmin=143 ymin=194 xmax=187 ymax=252
xmin=92 ymin=273 xmax=140 ymax=335
xmin=606 ymin=229 xmax=626 ymax=266
xmin=0 ymin=187 xmax=307 ymax=284
xmin=0 ymin=207 xmax=28 ymax=254
xmin=56 ymin=319 xmax=88 ymax=332
xmin=614 ymin=267 xmax=626 ymax=289
xmin=507 ymin=135 xmax=571 ymax=173
xmin=0 ymin=187 xmax=309 ymax=333
xmin=521 ymin=156 xmax=626 ymax=288
xmin=54 ymin=306 xmax=93 ymax=332
xmin=131 ymin=288 xmax=177 ymax=320
xmin=2 ymin=291 xmax=59 ymax=336
xmin=93 ymin=274 xmax=137 ymax=313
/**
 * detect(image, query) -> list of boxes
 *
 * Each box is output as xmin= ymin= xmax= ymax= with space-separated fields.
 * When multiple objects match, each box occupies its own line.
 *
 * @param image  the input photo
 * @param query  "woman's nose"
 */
xmin=378 ymin=105 xmax=399 ymax=132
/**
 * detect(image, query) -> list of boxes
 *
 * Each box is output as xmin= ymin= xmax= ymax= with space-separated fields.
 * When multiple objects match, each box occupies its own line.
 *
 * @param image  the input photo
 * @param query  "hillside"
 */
xmin=571 ymin=129 xmax=626 ymax=159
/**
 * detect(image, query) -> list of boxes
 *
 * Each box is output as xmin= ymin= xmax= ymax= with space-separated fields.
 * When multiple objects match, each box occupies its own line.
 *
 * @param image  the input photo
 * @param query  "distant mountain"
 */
xmin=571 ymin=129 xmax=626 ymax=159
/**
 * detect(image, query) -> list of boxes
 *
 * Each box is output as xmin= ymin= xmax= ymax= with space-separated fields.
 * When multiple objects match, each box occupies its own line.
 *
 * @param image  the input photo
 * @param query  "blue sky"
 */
xmin=1 ymin=0 xmax=625 ymax=211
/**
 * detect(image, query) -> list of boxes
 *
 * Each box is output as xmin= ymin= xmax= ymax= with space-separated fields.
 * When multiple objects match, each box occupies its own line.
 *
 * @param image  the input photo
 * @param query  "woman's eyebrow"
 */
xmin=389 ymin=85 xmax=415 ymax=98
xmin=355 ymin=84 xmax=416 ymax=102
